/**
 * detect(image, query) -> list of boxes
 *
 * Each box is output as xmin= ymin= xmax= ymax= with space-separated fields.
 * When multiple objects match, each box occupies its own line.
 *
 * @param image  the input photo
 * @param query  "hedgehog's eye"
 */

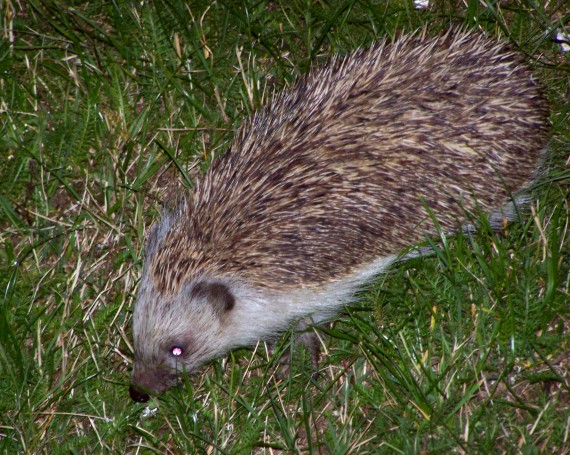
xmin=170 ymin=346 xmax=183 ymax=357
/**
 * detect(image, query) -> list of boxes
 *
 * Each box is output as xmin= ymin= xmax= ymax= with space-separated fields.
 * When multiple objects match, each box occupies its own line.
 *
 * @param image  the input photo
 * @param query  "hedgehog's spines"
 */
xmin=148 ymin=29 xmax=548 ymax=294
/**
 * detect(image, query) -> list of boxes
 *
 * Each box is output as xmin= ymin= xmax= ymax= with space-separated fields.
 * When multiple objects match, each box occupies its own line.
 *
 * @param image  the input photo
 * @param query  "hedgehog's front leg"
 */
xmin=273 ymin=317 xmax=326 ymax=379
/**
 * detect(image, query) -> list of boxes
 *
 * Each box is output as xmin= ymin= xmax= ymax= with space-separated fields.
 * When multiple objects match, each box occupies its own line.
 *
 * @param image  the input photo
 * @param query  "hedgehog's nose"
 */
xmin=129 ymin=384 xmax=150 ymax=403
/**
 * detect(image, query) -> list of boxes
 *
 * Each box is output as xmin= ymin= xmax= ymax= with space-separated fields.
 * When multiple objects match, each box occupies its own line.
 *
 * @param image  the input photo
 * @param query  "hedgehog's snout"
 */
xmin=130 ymin=360 xmax=179 ymax=402
xmin=129 ymin=384 xmax=150 ymax=403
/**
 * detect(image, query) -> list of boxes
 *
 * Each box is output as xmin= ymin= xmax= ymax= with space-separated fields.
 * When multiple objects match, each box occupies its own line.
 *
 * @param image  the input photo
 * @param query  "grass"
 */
xmin=1 ymin=0 xmax=569 ymax=453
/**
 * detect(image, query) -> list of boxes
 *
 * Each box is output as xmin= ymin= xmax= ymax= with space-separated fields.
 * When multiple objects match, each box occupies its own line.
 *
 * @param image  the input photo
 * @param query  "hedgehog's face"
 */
xmin=129 ymin=278 xmax=236 ymax=403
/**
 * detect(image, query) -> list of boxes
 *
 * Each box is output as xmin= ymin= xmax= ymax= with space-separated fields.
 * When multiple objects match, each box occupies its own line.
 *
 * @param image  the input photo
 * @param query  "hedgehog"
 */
xmin=129 ymin=29 xmax=549 ymax=403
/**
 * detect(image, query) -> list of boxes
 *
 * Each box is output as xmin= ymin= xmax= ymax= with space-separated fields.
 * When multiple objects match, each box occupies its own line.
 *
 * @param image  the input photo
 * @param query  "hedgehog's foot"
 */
xmin=273 ymin=319 xmax=323 ymax=380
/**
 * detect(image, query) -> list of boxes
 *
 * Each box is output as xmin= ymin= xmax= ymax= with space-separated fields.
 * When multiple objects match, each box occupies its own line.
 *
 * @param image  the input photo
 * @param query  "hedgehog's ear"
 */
xmin=190 ymin=281 xmax=235 ymax=313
